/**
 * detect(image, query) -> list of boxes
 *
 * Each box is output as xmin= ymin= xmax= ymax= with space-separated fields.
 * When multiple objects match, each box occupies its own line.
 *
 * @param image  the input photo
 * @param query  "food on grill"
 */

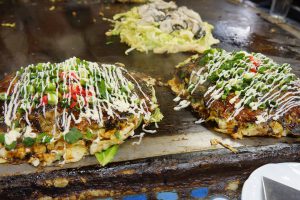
xmin=169 ymin=48 xmax=300 ymax=139
xmin=0 ymin=57 xmax=163 ymax=166
xmin=106 ymin=0 xmax=219 ymax=54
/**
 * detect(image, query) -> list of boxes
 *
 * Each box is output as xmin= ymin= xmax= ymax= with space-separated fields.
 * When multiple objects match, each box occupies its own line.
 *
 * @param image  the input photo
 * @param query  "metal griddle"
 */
xmin=0 ymin=0 xmax=300 ymax=199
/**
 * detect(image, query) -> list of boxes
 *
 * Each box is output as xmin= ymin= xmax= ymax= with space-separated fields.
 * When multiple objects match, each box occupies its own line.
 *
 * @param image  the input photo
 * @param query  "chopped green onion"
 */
xmin=30 ymin=73 xmax=37 ymax=79
xmin=258 ymin=66 xmax=268 ymax=74
xmin=120 ymin=86 xmax=128 ymax=94
xmin=258 ymin=103 xmax=266 ymax=109
xmin=187 ymin=84 xmax=195 ymax=92
xmin=128 ymin=82 xmax=135 ymax=90
xmin=0 ymin=92 xmax=7 ymax=101
xmin=267 ymin=77 xmax=274 ymax=84
xmin=221 ymin=94 xmax=227 ymax=100
xmin=268 ymin=100 xmax=276 ymax=107
xmin=61 ymin=98 xmax=69 ymax=108
xmin=284 ymin=75 xmax=294 ymax=84
xmin=23 ymin=137 xmax=36 ymax=147
xmin=208 ymin=71 xmax=219 ymax=83
xmin=244 ymin=72 xmax=255 ymax=80
xmin=179 ymin=71 xmax=185 ymax=79
xmin=17 ymin=108 xmax=25 ymax=114
xmin=99 ymin=79 xmax=107 ymax=98
xmin=232 ymin=84 xmax=242 ymax=91
xmin=220 ymin=61 xmax=232 ymax=70
xmin=85 ymin=129 xmax=93 ymax=140
xmin=12 ymin=120 xmax=20 ymax=129
xmin=236 ymin=68 xmax=244 ymax=75
xmin=233 ymin=52 xmax=246 ymax=60
xmin=59 ymin=85 xmax=69 ymax=93
xmin=46 ymin=82 xmax=56 ymax=91
xmin=114 ymin=131 xmax=121 ymax=140
xmin=150 ymin=108 xmax=163 ymax=123
xmin=5 ymin=141 xmax=17 ymax=150
xmin=216 ymin=81 xmax=224 ymax=89
xmin=80 ymin=78 xmax=88 ymax=86
xmin=0 ymin=134 xmax=4 ymax=144
xmin=47 ymin=93 xmax=58 ymax=105
xmin=26 ymin=85 xmax=35 ymax=94
xmin=64 ymin=127 xmax=83 ymax=144
xmin=281 ymin=85 xmax=288 ymax=91
xmin=76 ymin=58 xmax=81 ymax=65
xmin=36 ymin=85 xmax=43 ymax=93
xmin=18 ymin=67 xmax=25 ymax=75
xmin=36 ymin=63 xmax=43 ymax=71
xmin=79 ymin=67 xmax=89 ymax=78
xmin=36 ymin=133 xmax=52 ymax=144
xmin=95 ymin=145 xmax=119 ymax=166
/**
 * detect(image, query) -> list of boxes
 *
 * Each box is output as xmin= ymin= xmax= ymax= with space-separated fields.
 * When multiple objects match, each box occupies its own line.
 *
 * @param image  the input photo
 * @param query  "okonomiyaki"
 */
xmin=0 ymin=57 xmax=163 ymax=166
xmin=106 ymin=0 xmax=219 ymax=54
xmin=169 ymin=48 xmax=300 ymax=139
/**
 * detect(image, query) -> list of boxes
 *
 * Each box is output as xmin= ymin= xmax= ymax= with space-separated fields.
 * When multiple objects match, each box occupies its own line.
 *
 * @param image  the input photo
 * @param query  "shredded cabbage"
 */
xmin=106 ymin=7 xmax=219 ymax=54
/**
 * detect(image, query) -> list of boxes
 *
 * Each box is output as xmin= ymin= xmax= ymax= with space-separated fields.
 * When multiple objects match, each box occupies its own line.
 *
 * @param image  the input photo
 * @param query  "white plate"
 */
xmin=241 ymin=162 xmax=300 ymax=200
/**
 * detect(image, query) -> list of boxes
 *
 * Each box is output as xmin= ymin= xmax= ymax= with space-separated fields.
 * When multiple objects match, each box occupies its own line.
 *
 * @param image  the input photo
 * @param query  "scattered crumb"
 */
xmin=38 ymin=196 xmax=53 ymax=200
xmin=53 ymin=178 xmax=69 ymax=188
xmin=157 ymin=81 xmax=168 ymax=87
xmin=142 ymin=77 xmax=156 ymax=86
xmin=210 ymin=138 xmax=238 ymax=153
xmin=28 ymin=157 xmax=40 ymax=167
xmin=44 ymin=179 xmax=53 ymax=187
xmin=43 ymin=178 xmax=69 ymax=188
xmin=49 ymin=6 xmax=55 ymax=11
xmin=72 ymin=11 xmax=77 ymax=17
xmin=1 ymin=23 xmax=16 ymax=28
xmin=102 ymin=17 xmax=114 ymax=23
xmin=80 ymin=177 xmax=87 ymax=183
xmin=225 ymin=180 xmax=240 ymax=191
xmin=78 ymin=189 xmax=115 ymax=199
xmin=98 ymin=11 xmax=104 ymax=17
xmin=270 ymin=28 xmax=276 ymax=33
xmin=117 ymin=169 xmax=136 ymax=175
xmin=115 ymin=62 xmax=125 ymax=67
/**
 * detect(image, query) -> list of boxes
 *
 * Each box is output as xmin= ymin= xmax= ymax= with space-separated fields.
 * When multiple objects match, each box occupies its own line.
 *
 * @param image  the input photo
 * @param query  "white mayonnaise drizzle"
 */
xmin=174 ymin=100 xmax=190 ymax=111
xmin=3 ymin=57 xmax=155 ymax=142
xmin=131 ymin=132 xmax=145 ymax=145
xmin=195 ymin=119 xmax=205 ymax=124
xmin=173 ymin=96 xmax=181 ymax=102
xmin=4 ymin=129 xmax=21 ymax=145
xmin=176 ymin=50 xmax=300 ymax=124
xmin=142 ymin=124 xmax=157 ymax=134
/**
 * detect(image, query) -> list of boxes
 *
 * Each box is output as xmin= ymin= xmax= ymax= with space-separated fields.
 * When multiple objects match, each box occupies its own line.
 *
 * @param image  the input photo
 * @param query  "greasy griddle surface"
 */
xmin=0 ymin=0 xmax=299 ymax=173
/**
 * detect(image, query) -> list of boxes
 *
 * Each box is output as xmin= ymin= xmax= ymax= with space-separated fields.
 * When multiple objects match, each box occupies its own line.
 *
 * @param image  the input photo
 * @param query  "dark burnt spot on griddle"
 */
xmin=248 ymin=33 xmax=300 ymax=60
